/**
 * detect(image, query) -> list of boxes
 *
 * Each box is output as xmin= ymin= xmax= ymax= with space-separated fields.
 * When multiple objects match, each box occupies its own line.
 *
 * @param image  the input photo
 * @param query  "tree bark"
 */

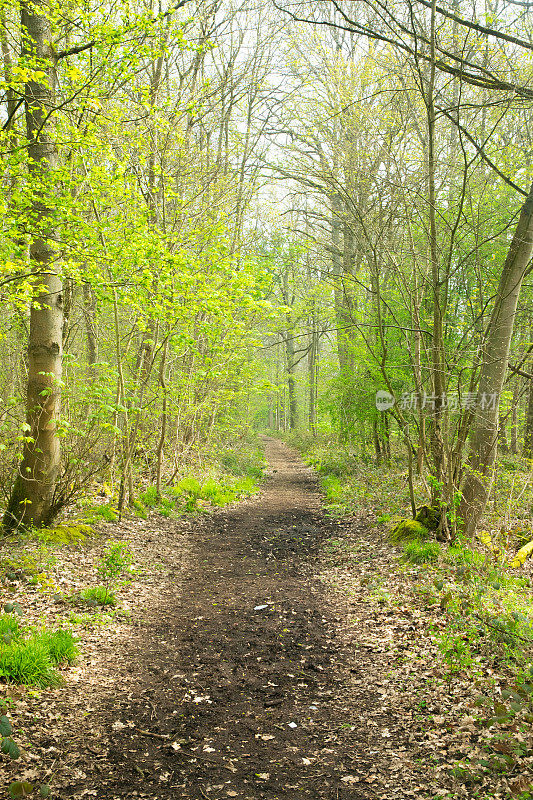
xmin=498 ymin=416 xmax=509 ymax=454
xmin=281 ymin=267 xmax=298 ymax=431
xmin=427 ymin=0 xmax=446 ymax=500
xmin=155 ymin=338 xmax=169 ymax=499
xmin=459 ymin=182 xmax=533 ymax=534
xmin=523 ymin=367 xmax=533 ymax=457
xmin=373 ymin=417 xmax=382 ymax=463
xmin=3 ymin=0 xmax=63 ymax=531
xmin=510 ymin=382 xmax=519 ymax=454
xmin=308 ymin=318 xmax=318 ymax=437
xmin=285 ymin=331 xmax=298 ymax=431
xmin=83 ymin=282 xmax=98 ymax=376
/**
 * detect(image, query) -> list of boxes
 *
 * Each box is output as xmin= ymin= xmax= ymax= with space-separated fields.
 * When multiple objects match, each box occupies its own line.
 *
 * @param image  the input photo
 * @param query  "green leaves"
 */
xmin=97 ymin=540 xmax=134 ymax=587
xmin=0 ymin=714 xmax=12 ymax=736
xmin=2 ymin=737 xmax=21 ymax=759
xmin=8 ymin=783 xmax=33 ymax=798
xmin=4 ymin=603 xmax=23 ymax=616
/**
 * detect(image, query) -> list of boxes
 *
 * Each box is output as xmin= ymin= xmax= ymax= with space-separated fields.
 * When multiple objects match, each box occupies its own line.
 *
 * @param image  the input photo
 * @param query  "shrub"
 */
xmin=138 ymin=486 xmax=158 ymax=508
xmin=220 ymin=447 xmax=265 ymax=478
xmin=233 ymin=476 xmax=256 ymax=496
xmin=315 ymin=453 xmax=355 ymax=477
xmin=170 ymin=477 xmax=202 ymax=511
xmin=173 ymin=477 xmax=202 ymax=497
xmin=132 ymin=500 xmax=148 ymax=518
xmin=201 ymin=478 xmax=231 ymax=505
xmin=322 ymin=474 xmax=343 ymax=501
xmin=97 ymin=540 xmax=133 ymax=587
xmin=404 ymin=540 xmax=440 ymax=564
xmin=156 ymin=497 xmax=174 ymax=517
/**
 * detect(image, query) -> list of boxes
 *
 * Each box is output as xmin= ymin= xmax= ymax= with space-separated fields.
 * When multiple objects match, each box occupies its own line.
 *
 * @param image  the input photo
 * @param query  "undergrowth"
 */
xmin=404 ymin=540 xmax=440 ymax=564
xmin=285 ymin=432 xmax=424 ymax=518
xmin=77 ymin=438 xmax=266 ymax=522
xmin=132 ymin=440 xmax=265 ymax=518
xmin=79 ymin=586 xmax=116 ymax=606
xmin=0 ymin=610 xmax=78 ymax=687
xmin=288 ymin=431 xmax=533 ymax=797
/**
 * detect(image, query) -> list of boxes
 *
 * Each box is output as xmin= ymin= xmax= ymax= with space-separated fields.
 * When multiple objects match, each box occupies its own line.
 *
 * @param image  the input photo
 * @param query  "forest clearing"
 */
xmin=3 ymin=0 xmax=533 ymax=797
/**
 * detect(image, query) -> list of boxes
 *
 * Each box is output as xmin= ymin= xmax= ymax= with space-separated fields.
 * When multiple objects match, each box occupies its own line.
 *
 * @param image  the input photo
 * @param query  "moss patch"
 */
xmin=389 ymin=518 xmax=429 ymax=543
xmin=414 ymin=505 xmax=441 ymax=531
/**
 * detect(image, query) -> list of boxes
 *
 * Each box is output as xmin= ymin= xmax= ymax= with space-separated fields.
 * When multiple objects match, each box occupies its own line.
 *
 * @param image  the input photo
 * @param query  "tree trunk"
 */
xmin=62 ymin=278 xmax=74 ymax=347
xmin=498 ymin=416 xmax=509 ymax=454
xmin=427 ymin=0 xmax=446 ymax=500
xmin=285 ymin=331 xmax=298 ymax=430
xmin=383 ymin=413 xmax=391 ymax=459
xmin=83 ymin=282 xmax=98 ymax=375
xmin=308 ymin=314 xmax=318 ymax=436
xmin=373 ymin=418 xmax=382 ymax=463
xmin=460 ymin=182 xmax=533 ymax=534
xmin=281 ymin=267 xmax=298 ymax=431
xmin=3 ymin=1 xmax=63 ymax=531
xmin=331 ymin=193 xmax=348 ymax=371
xmin=523 ymin=368 xmax=533 ymax=458
xmin=510 ymin=382 xmax=519 ymax=455
xmin=155 ymin=338 xmax=169 ymax=499
xmin=331 ymin=194 xmax=359 ymax=441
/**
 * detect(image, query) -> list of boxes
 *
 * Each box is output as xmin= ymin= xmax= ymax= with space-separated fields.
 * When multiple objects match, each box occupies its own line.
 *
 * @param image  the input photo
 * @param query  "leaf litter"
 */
xmin=1 ymin=438 xmax=524 ymax=798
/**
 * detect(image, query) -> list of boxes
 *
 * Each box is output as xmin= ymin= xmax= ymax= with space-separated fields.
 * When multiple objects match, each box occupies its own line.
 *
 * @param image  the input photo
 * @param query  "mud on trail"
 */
xmin=3 ymin=439 xmax=420 ymax=799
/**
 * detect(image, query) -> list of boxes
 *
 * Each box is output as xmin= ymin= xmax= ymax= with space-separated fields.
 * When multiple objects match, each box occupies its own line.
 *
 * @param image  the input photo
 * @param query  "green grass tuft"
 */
xmin=404 ymin=540 xmax=441 ymax=564
xmin=80 ymin=585 xmax=116 ymax=606
xmin=84 ymin=504 xmax=118 ymax=523
xmin=39 ymin=630 xmax=78 ymax=664
xmin=0 ymin=614 xmax=22 ymax=644
xmin=0 ymin=619 xmax=78 ymax=686
xmin=0 ymin=639 xmax=60 ymax=687
xmin=445 ymin=545 xmax=484 ymax=566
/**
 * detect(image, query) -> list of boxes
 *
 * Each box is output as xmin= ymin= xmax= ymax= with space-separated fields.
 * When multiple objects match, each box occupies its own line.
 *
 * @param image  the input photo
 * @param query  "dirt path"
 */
xmin=4 ymin=439 xmax=419 ymax=799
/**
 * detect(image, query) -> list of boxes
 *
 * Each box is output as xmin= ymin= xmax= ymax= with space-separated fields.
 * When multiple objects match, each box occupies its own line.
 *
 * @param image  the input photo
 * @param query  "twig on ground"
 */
xmin=135 ymin=727 xmax=170 ymax=740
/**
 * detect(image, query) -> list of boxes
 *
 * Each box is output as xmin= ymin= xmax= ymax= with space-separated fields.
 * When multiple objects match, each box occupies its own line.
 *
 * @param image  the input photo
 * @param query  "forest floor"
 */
xmin=1 ymin=438 xmax=521 ymax=799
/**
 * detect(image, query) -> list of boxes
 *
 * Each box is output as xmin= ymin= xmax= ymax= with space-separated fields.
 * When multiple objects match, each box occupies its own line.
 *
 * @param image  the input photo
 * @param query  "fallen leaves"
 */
xmin=341 ymin=775 xmax=358 ymax=784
